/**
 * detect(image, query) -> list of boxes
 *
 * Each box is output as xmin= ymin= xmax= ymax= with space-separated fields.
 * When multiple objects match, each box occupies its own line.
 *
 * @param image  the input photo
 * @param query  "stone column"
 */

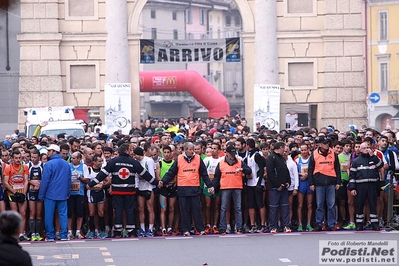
xmin=18 ymin=0 xmax=62 ymax=130
xmin=105 ymin=0 xmax=130 ymax=83
xmin=254 ymin=0 xmax=278 ymax=84
xmin=128 ymin=33 xmax=142 ymax=125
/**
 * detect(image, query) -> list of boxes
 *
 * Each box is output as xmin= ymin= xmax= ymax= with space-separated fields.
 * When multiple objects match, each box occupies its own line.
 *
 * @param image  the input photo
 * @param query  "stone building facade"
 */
xmin=16 ymin=0 xmax=368 ymax=131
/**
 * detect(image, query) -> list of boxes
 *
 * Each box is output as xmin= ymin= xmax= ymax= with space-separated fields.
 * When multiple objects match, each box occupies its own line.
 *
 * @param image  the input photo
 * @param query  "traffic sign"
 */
xmin=369 ymin=93 xmax=380 ymax=104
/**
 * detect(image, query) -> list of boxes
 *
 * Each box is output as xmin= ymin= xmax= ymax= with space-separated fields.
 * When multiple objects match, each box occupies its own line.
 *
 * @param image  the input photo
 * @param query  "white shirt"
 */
xmin=286 ymin=156 xmax=299 ymax=191
xmin=136 ymin=156 xmax=155 ymax=191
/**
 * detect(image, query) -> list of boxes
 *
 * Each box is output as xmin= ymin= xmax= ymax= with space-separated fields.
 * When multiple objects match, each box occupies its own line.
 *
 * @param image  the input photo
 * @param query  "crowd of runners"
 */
xmin=1 ymin=114 xmax=399 ymax=241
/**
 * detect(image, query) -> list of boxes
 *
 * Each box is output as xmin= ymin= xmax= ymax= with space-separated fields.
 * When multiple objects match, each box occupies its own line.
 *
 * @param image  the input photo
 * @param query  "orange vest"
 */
xmin=219 ymin=158 xmax=243 ymax=189
xmin=313 ymin=148 xmax=336 ymax=177
xmin=177 ymin=154 xmax=200 ymax=186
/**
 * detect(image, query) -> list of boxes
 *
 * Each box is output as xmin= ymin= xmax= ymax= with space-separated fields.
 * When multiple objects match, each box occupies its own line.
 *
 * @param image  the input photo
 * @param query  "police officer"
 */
xmin=88 ymin=143 xmax=158 ymax=238
xmin=349 ymin=142 xmax=384 ymax=231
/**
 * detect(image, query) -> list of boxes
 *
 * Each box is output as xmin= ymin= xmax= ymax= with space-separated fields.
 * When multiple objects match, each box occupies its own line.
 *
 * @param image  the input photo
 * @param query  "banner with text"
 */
xmin=140 ymin=38 xmax=240 ymax=64
xmin=104 ymin=83 xmax=132 ymax=135
xmin=254 ymin=84 xmax=281 ymax=131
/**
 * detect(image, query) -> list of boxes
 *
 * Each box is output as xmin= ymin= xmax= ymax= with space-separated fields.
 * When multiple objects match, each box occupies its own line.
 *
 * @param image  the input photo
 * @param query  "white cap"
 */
xmin=39 ymin=149 xmax=48 ymax=155
xmin=46 ymin=144 xmax=60 ymax=152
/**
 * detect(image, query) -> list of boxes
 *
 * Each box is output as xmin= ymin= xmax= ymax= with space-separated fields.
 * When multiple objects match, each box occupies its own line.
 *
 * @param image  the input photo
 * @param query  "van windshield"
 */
xmin=41 ymin=129 xmax=85 ymax=138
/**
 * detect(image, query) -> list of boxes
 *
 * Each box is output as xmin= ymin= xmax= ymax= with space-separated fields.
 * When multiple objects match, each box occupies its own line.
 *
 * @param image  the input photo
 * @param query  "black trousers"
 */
xmin=113 ymin=194 xmax=136 ymax=233
xmin=355 ymin=182 xmax=378 ymax=228
xmin=179 ymin=195 xmax=204 ymax=233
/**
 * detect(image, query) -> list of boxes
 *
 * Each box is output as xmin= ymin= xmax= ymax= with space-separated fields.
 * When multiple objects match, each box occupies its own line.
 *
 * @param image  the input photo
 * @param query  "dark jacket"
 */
xmin=88 ymin=153 xmax=158 ymax=194
xmin=39 ymin=154 xmax=72 ymax=201
xmin=0 ymin=234 xmax=32 ymax=266
xmin=265 ymin=151 xmax=291 ymax=189
xmin=349 ymin=153 xmax=383 ymax=190
xmin=162 ymin=153 xmax=212 ymax=197
xmin=308 ymin=148 xmax=341 ymax=187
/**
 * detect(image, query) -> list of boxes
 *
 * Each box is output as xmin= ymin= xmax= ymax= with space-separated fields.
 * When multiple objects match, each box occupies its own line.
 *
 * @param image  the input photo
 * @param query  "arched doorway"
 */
xmin=127 ymin=0 xmax=255 ymax=122
xmin=376 ymin=113 xmax=394 ymax=131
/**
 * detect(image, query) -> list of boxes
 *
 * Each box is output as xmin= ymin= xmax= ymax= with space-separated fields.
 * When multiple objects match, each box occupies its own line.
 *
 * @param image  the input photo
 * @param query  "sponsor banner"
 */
xmin=319 ymin=240 xmax=397 ymax=264
xmin=254 ymin=84 xmax=280 ymax=131
xmin=140 ymin=38 xmax=240 ymax=64
xmin=104 ymin=83 xmax=132 ymax=135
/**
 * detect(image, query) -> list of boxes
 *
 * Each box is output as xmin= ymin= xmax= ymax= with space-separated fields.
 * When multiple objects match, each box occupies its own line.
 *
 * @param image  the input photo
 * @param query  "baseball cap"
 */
xmin=316 ymin=136 xmax=330 ymax=144
xmin=46 ymin=144 xmax=60 ymax=152
xmin=133 ymin=147 xmax=144 ymax=156
xmin=226 ymin=145 xmax=236 ymax=154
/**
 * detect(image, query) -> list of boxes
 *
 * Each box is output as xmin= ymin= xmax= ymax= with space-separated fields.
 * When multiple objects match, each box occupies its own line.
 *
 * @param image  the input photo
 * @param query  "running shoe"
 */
xmin=379 ymin=218 xmax=384 ymax=228
xmin=257 ymin=226 xmax=266 ymax=233
xmin=31 ymin=233 xmax=37 ymax=241
xmin=183 ymin=231 xmax=190 ymax=237
xmin=75 ymin=232 xmax=85 ymax=239
xmin=306 ymin=224 xmax=314 ymax=232
xmin=167 ymin=228 xmax=173 ymax=235
xmin=225 ymin=226 xmax=231 ymax=234
xmin=194 ymin=229 xmax=200 ymax=235
xmin=137 ymin=228 xmax=145 ymax=237
xmin=284 ymin=226 xmax=292 ymax=233
xmin=19 ymin=234 xmax=30 ymax=241
xmin=314 ymin=224 xmax=322 ymax=231
xmin=212 ymin=226 xmax=219 ymax=234
xmin=364 ymin=221 xmax=372 ymax=230
xmin=121 ymin=229 xmax=129 ymax=238
xmin=199 ymin=231 xmax=206 ymax=235
xmin=334 ymin=222 xmax=340 ymax=230
xmin=162 ymin=228 xmax=167 ymax=236
xmin=86 ymin=231 xmax=95 ymax=239
xmin=204 ymin=225 xmax=211 ymax=234
xmin=67 ymin=231 xmax=74 ymax=240
xmin=322 ymin=222 xmax=327 ymax=231
xmin=144 ymin=229 xmax=153 ymax=237
xmin=60 ymin=238 xmax=69 ymax=241
xmin=99 ymin=231 xmax=107 ymax=239
xmin=45 ymin=238 xmax=55 ymax=242
xmin=342 ymin=222 xmax=355 ymax=230
xmin=249 ymin=225 xmax=257 ymax=233
xmin=236 ymin=228 xmax=243 ymax=234
xmin=173 ymin=228 xmax=180 ymax=236
xmin=270 ymin=228 xmax=278 ymax=234
xmin=55 ymin=232 xmax=61 ymax=240
xmin=297 ymin=224 xmax=303 ymax=232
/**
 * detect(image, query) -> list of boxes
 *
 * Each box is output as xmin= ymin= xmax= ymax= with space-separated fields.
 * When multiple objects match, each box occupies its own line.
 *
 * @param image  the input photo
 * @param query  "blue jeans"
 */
xmin=219 ymin=189 xmax=242 ymax=230
xmin=315 ymin=185 xmax=336 ymax=227
xmin=269 ymin=189 xmax=290 ymax=228
xmin=44 ymin=198 xmax=68 ymax=240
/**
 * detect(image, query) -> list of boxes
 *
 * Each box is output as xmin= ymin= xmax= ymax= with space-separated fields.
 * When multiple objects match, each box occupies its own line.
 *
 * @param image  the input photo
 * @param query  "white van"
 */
xmin=39 ymin=121 xmax=85 ymax=138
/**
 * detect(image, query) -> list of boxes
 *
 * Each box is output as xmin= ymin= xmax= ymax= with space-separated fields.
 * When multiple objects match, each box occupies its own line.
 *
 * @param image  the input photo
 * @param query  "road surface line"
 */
xmin=72 ymin=254 xmax=79 ymax=259
xmin=279 ymin=258 xmax=291 ymax=262
xmin=165 ymin=237 xmax=193 ymax=239
xmin=273 ymin=233 xmax=301 ymax=236
xmin=102 ymin=252 xmax=111 ymax=256
xmin=104 ymin=258 xmax=114 ymax=263
xmin=99 ymin=247 xmax=108 ymax=250
xmin=111 ymin=238 xmax=138 ymax=241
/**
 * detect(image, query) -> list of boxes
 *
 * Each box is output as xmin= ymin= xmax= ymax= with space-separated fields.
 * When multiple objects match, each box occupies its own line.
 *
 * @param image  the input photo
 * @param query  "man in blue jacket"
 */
xmin=39 ymin=144 xmax=72 ymax=241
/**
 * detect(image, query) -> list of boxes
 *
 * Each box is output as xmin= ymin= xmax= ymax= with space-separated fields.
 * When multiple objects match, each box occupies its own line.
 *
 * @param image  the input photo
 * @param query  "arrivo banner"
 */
xmin=140 ymin=38 xmax=240 ymax=64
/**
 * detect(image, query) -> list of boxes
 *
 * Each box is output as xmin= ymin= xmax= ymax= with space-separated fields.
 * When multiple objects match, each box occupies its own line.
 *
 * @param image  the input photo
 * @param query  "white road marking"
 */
xmin=111 ymin=238 xmax=138 ymax=241
xmin=104 ymin=258 xmax=114 ymax=263
xmin=99 ymin=247 xmax=108 ymax=250
xmin=102 ymin=252 xmax=111 ymax=256
xmin=279 ymin=258 xmax=291 ymax=262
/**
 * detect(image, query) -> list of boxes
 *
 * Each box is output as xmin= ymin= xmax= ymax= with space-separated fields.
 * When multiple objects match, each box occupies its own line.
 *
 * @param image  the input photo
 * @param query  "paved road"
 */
xmin=22 ymin=230 xmax=399 ymax=266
